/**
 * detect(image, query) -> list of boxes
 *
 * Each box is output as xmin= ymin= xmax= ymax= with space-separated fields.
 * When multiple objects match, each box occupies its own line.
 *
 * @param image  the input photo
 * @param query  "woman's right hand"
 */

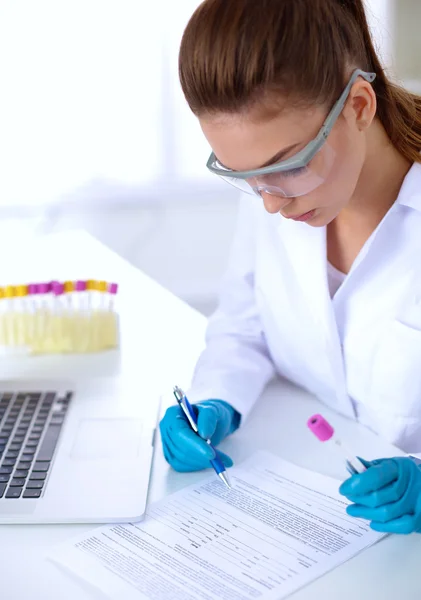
xmin=159 ymin=399 xmax=241 ymax=472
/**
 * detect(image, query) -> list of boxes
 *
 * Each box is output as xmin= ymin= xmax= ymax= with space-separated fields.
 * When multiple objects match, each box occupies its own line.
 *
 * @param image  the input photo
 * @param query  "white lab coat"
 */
xmin=188 ymin=162 xmax=421 ymax=454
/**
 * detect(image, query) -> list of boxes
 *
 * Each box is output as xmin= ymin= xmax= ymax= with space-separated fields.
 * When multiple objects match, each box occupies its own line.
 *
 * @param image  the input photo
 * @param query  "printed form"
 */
xmin=50 ymin=452 xmax=384 ymax=600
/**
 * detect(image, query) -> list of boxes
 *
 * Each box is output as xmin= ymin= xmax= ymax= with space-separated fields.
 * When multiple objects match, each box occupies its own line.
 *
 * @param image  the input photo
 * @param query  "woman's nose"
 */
xmin=260 ymin=192 xmax=291 ymax=214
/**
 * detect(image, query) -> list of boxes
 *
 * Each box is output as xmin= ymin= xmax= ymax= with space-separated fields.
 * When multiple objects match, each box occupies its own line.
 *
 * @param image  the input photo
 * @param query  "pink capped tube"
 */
xmin=74 ymin=279 xmax=90 ymax=312
xmin=106 ymin=282 xmax=118 ymax=311
xmin=28 ymin=283 xmax=39 ymax=295
xmin=75 ymin=280 xmax=87 ymax=292
xmin=307 ymin=414 xmax=366 ymax=475
xmin=307 ymin=414 xmax=334 ymax=441
xmin=38 ymin=282 xmax=51 ymax=294
xmin=51 ymin=281 xmax=64 ymax=296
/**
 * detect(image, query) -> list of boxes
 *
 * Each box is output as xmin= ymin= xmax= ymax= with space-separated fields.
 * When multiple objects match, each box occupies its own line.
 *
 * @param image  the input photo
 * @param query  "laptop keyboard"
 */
xmin=0 ymin=391 xmax=72 ymax=499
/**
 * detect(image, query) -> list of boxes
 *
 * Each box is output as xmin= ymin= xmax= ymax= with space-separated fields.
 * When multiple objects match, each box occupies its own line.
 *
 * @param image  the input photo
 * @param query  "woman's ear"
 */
xmin=343 ymin=79 xmax=377 ymax=131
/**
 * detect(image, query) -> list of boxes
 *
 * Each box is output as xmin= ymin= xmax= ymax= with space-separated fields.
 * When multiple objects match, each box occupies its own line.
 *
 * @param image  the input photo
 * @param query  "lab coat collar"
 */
xmin=395 ymin=161 xmax=421 ymax=212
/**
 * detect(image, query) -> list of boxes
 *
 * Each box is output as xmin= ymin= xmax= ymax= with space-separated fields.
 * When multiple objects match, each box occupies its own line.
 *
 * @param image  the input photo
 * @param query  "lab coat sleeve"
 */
xmin=187 ymin=196 xmax=276 ymax=422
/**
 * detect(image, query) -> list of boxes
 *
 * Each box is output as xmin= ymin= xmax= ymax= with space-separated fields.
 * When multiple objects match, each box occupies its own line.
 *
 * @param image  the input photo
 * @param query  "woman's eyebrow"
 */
xmin=258 ymin=142 xmax=300 ymax=168
xmin=215 ymin=141 xmax=300 ymax=172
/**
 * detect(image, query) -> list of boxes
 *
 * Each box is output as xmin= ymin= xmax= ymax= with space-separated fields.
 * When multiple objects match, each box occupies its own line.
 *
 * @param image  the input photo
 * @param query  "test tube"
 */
xmin=63 ymin=280 xmax=75 ymax=310
xmin=75 ymin=280 xmax=88 ymax=307
xmin=61 ymin=281 xmax=75 ymax=351
xmin=51 ymin=281 xmax=65 ymax=351
xmin=75 ymin=280 xmax=90 ymax=352
xmin=27 ymin=283 xmax=39 ymax=350
xmin=106 ymin=282 xmax=119 ymax=348
xmin=0 ymin=287 xmax=5 ymax=346
xmin=4 ymin=285 xmax=16 ymax=347
xmin=108 ymin=283 xmax=118 ymax=311
xmin=86 ymin=280 xmax=97 ymax=312
xmin=307 ymin=414 xmax=366 ymax=475
xmin=37 ymin=282 xmax=52 ymax=351
xmin=15 ymin=284 xmax=29 ymax=347
xmin=96 ymin=280 xmax=107 ymax=310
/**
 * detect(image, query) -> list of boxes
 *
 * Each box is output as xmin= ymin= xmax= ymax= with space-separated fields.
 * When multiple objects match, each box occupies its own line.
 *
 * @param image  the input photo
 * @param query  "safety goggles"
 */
xmin=206 ymin=69 xmax=376 ymax=198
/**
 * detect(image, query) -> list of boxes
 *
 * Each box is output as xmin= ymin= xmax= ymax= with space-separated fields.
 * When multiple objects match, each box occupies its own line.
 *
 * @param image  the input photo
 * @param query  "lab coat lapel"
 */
xmin=278 ymin=218 xmax=354 ymax=417
xmin=280 ymin=220 xmax=330 ymax=331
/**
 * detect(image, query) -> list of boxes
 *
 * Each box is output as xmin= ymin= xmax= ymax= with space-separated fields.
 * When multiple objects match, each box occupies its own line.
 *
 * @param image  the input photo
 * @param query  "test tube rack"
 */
xmin=0 ymin=279 xmax=119 ymax=355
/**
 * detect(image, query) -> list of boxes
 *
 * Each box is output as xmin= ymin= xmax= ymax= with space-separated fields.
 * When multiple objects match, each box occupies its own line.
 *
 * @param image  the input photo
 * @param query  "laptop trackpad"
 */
xmin=71 ymin=419 xmax=143 ymax=460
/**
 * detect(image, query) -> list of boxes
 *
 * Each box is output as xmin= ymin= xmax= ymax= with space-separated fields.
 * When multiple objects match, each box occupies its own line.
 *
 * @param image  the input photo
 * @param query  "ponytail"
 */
xmin=340 ymin=0 xmax=421 ymax=163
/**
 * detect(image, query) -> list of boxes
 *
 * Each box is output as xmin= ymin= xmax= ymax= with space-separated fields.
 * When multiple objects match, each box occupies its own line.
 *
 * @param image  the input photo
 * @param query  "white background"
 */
xmin=0 ymin=0 xmax=415 ymax=313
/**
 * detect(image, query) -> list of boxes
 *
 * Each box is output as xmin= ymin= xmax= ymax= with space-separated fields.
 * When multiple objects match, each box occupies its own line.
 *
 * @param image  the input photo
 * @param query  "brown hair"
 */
xmin=179 ymin=0 xmax=421 ymax=164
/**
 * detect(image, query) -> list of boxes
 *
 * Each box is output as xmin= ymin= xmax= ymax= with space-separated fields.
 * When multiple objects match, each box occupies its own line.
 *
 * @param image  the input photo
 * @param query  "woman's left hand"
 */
xmin=339 ymin=457 xmax=421 ymax=534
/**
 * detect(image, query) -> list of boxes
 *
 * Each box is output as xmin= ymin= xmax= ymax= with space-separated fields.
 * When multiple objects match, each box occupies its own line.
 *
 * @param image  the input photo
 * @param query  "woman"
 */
xmin=160 ymin=0 xmax=421 ymax=534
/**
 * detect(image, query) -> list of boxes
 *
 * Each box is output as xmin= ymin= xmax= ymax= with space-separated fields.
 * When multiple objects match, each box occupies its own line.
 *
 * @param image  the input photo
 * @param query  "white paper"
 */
xmin=49 ymin=451 xmax=384 ymax=600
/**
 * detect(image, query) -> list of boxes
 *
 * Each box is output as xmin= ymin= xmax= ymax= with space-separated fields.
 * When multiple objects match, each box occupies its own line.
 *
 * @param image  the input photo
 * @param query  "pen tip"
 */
xmin=173 ymin=386 xmax=184 ymax=401
xmin=219 ymin=472 xmax=232 ymax=489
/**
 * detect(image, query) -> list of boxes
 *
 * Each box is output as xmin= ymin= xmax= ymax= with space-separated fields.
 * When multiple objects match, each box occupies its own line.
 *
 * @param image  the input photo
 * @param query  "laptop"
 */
xmin=0 ymin=377 xmax=160 ymax=524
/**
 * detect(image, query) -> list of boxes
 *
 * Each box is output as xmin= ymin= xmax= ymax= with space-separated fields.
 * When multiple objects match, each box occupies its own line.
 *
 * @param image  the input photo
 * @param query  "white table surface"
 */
xmin=1 ymin=230 xmax=421 ymax=600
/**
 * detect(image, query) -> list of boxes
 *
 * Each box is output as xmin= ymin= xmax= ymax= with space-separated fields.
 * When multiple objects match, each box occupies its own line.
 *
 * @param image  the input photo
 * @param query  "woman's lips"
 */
xmin=285 ymin=209 xmax=316 ymax=222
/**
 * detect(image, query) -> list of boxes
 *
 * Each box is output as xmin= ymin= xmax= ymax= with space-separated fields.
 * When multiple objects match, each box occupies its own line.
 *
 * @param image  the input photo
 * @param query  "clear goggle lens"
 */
xmin=216 ymin=143 xmax=336 ymax=198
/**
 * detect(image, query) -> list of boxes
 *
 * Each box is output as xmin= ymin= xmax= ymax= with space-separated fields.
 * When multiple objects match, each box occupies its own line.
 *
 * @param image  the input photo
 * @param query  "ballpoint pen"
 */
xmin=173 ymin=385 xmax=232 ymax=489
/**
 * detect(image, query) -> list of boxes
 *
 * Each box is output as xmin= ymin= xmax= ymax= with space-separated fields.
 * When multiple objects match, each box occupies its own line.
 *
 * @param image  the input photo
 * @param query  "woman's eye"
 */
xmin=281 ymin=166 xmax=307 ymax=178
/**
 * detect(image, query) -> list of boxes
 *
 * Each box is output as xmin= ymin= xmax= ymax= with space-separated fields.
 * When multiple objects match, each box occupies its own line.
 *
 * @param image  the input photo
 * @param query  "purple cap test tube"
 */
xmin=38 ymin=282 xmax=52 ymax=294
xmin=75 ymin=280 xmax=87 ymax=292
xmin=51 ymin=281 xmax=64 ymax=296
xmin=307 ymin=414 xmax=334 ymax=442
xmin=28 ymin=283 xmax=39 ymax=295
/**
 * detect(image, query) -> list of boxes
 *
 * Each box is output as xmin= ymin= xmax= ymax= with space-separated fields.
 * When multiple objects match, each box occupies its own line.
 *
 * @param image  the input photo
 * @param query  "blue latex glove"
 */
xmin=159 ymin=399 xmax=241 ymax=473
xmin=339 ymin=457 xmax=421 ymax=534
